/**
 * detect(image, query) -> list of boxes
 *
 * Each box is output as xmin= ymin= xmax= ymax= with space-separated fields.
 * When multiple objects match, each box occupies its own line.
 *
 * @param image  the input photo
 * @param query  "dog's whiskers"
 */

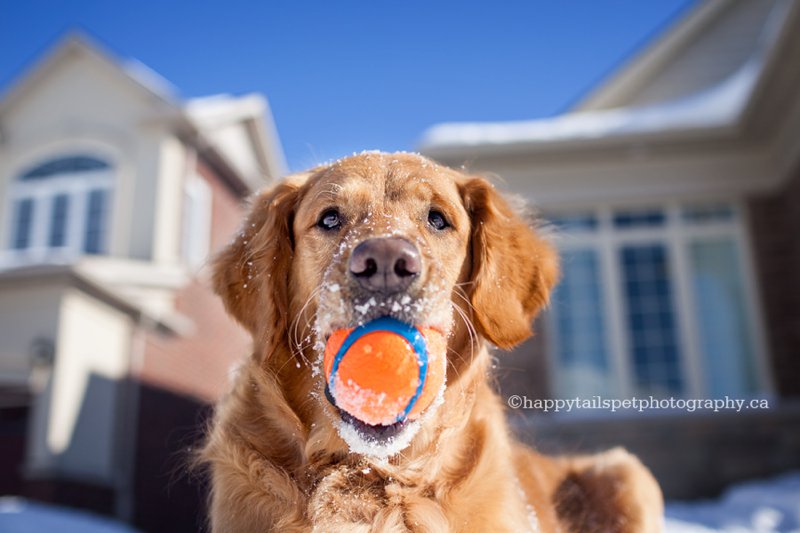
xmin=289 ymin=286 xmax=322 ymax=365
xmin=451 ymin=290 xmax=478 ymax=355
xmin=452 ymin=286 xmax=477 ymax=314
xmin=445 ymin=300 xmax=478 ymax=387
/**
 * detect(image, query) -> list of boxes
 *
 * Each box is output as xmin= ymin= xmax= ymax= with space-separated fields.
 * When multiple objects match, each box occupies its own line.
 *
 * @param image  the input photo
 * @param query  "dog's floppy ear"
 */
xmin=213 ymin=178 xmax=304 ymax=360
xmin=459 ymin=177 xmax=559 ymax=350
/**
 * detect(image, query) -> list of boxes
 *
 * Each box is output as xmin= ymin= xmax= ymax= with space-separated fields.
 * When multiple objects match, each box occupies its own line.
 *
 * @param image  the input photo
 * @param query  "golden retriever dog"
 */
xmin=202 ymin=152 xmax=663 ymax=532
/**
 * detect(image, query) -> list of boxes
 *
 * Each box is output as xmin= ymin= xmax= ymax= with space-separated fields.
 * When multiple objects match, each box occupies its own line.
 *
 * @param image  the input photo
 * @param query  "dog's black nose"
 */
xmin=349 ymin=237 xmax=420 ymax=294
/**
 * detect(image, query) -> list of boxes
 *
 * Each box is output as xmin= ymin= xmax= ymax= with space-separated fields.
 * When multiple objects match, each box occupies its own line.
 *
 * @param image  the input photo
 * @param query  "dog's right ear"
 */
xmin=213 ymin=178 xmax=305 ymax=359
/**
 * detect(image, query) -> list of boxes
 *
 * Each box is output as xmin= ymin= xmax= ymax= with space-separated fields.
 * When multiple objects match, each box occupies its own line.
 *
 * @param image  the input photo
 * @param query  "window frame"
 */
xmin=545 ymin=199 xmax=772 ymax=401
xmin=2 ymin=160 xmax=114 ymax=264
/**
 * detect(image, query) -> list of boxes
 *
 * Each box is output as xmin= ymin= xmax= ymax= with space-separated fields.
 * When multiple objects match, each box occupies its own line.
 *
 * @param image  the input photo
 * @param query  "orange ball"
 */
xmin=324 ymin=317 xmax=446 ymax=426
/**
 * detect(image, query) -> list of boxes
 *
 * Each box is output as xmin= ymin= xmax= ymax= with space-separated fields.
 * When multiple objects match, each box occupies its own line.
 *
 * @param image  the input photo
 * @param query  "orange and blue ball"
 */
xmin=324 ymin=317 xmax=446 ymax=426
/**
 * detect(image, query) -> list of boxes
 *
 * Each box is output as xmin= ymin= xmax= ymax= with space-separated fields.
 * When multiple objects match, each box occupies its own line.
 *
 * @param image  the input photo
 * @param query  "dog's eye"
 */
xmin=428 ymin=209 xmax=450 ymax=231
xmin=317 ymin=209 xmax=342 ymax=231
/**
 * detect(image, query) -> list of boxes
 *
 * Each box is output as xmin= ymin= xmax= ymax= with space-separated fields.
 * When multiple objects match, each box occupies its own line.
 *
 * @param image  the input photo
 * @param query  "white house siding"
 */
xmin=436 ymin=142 xmax=776 ymax=208
xmin=0 ymin=282 xmax=61 ymax=386
xmin=0 ymin=46 xmax=183 ymax=266
xmin=579 ymin=0 xmax=779 ymax=111
xmin=625 ymin=0 xmax=777 ymax=108
xmin=624 ymin=0 xmax=774 ymax=105
xmin=27 ymin=285 xmax=134 ymax=484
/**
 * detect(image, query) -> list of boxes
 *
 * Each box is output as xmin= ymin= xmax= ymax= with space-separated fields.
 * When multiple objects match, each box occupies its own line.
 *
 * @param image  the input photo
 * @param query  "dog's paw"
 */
xmin=554 ymin=447 xmax=664 ymax=533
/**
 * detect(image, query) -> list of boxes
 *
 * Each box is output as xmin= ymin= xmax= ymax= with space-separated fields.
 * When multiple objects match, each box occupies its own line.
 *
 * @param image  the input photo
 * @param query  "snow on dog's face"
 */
xmin=212 ymin=151 xmax=558 ymax=459
xmin=297 ymin=153 xmax=468 ymax=349
xmin=292 ymin=153 xmax=470 ymax=456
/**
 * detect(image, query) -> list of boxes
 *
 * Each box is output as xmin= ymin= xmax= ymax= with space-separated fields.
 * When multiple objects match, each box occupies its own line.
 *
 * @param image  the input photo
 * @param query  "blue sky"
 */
xmin=0 ymin=0 xmax=696 ymax=172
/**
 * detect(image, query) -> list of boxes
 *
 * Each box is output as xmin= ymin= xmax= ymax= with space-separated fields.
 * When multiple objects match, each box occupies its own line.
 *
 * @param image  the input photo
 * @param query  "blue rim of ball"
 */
xmin=329 ymin=316 xmax=429 ymax=424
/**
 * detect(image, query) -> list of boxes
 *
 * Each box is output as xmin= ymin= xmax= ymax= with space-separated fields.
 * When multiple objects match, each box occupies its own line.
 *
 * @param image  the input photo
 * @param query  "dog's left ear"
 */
xmin=459 ymin=177 xmax=559 ymax=350
xmin=213 ymin=178 xmax=305 ymax=361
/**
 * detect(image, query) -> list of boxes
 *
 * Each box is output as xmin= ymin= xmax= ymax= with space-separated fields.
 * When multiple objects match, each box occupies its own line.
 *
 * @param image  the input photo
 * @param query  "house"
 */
xmin=420 ymin=0 xmax=800 ymax=499
xmin=0 ymin=34 xmax=285 ymax=531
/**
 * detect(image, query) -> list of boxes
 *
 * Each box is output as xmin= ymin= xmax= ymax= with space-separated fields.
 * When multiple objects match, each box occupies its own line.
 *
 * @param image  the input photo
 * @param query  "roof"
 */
xmin=574 ymin=0 xmax=777 ymax=111
xmin=0 ymin=262 xmax=184 ymax=335
xmin=421 ymin=59 xmax=759 ymax=151
xmin=0 ymin=33 xmax=177 ymax=121
xmin=0 ymin=32 xmax=286 ymax=192
xmin=420 ymin=0 xmax=798 ymax=159
xmin=186 ymin=93 xmax=287 ymax=187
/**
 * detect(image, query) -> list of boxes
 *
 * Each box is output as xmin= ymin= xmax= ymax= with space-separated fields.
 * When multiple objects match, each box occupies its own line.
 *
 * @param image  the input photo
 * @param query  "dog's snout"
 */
xmin=349 ymin=237 xmax=420 ymax=294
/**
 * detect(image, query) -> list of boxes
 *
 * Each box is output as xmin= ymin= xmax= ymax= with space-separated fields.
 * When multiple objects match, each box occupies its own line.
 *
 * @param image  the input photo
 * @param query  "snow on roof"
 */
xmin=421 ymin=0 xmax=792 ymax=154
xmin=185 ymin=93 xmax=267 ymax=128
xmin=421 ymin=57 xmax=760 ymax=151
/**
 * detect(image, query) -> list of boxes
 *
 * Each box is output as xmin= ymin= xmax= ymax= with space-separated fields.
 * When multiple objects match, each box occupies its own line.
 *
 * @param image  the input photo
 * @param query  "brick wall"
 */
xmin=132 ymin=382 xmax=211 ymax=533
xmin=138 ymin=157 xmax=252 ymax=402
xmin=748 ymin=165 xmax=800 ymax=398
xmin=131 ymin=157 xmax=254 ymax=528
xmin=513 ymin=401 xmax=800 ymax=500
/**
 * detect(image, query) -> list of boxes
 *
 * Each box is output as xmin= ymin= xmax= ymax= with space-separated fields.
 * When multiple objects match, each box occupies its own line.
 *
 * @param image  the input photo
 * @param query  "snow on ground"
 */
xmin=0 ymin=497 xmax=139 ymax=532
xmin=665 ymin=471 xmax=800 ymax=533
xmin=0 ymin=472 xmax=797 ymax=531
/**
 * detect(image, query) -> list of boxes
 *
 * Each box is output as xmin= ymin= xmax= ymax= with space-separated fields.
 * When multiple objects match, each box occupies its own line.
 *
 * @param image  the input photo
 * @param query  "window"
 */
xmin=12 ymin=198 xmax=35 ymax=250
xmin=689 ymin=239 xmax=756 ymax=396
xmin=613 ymin=208 xmax=666 ymax=228
xmin=49 ymin=194 xmax=69 ymax=248
xmin=84 ymin=189 xmax=108 ymax=254
xmin=547 ymin=202 xmax=763 ymax=400
xmin=4 ymin=155 xmax=113 ymax=261
xmin=620 ymin=244 xmax=682 ymax=395
xmin=549 ymin=212 xmax=598 ymax=232
xmin=551 ymin=249 xmax=613 ymax=397
xmin=181 ymin=175 xmax=212 ymax=270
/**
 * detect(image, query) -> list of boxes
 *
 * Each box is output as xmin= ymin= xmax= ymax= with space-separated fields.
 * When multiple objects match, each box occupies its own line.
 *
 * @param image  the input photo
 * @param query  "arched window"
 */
xmin=6 ymin=155 xmax=113 ymax=260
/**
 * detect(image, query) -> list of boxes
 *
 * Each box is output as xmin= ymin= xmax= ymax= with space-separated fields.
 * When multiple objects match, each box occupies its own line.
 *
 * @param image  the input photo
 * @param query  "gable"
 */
xmin=186 ymin=94 xmax=287 ymax=187
xmin=1 ymin=45 xmax=172 ymax=148
xmin=578 ymin=0 xmax=780 ymax=111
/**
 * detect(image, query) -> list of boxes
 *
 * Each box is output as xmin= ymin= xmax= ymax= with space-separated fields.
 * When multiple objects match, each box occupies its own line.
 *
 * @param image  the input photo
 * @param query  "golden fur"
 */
xmin=202 ymin=152 xmax=663 ymax=532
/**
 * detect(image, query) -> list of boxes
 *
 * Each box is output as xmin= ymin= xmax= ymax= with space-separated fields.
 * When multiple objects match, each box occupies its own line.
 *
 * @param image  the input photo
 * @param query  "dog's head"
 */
xmin=213 ymin=152 xmax=558 ymax=457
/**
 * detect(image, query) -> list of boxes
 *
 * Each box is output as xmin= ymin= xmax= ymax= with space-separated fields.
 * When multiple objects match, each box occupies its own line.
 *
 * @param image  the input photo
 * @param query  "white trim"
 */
xmin=70 ymin=187 xmax=88 ymax=258
xmin=543 ymin=289 xmax=560 ymax=398
xmin=598 ymin=205 xmax=633 ymax=398
xmin=667 ymin=203 xmax=705 ymax=398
